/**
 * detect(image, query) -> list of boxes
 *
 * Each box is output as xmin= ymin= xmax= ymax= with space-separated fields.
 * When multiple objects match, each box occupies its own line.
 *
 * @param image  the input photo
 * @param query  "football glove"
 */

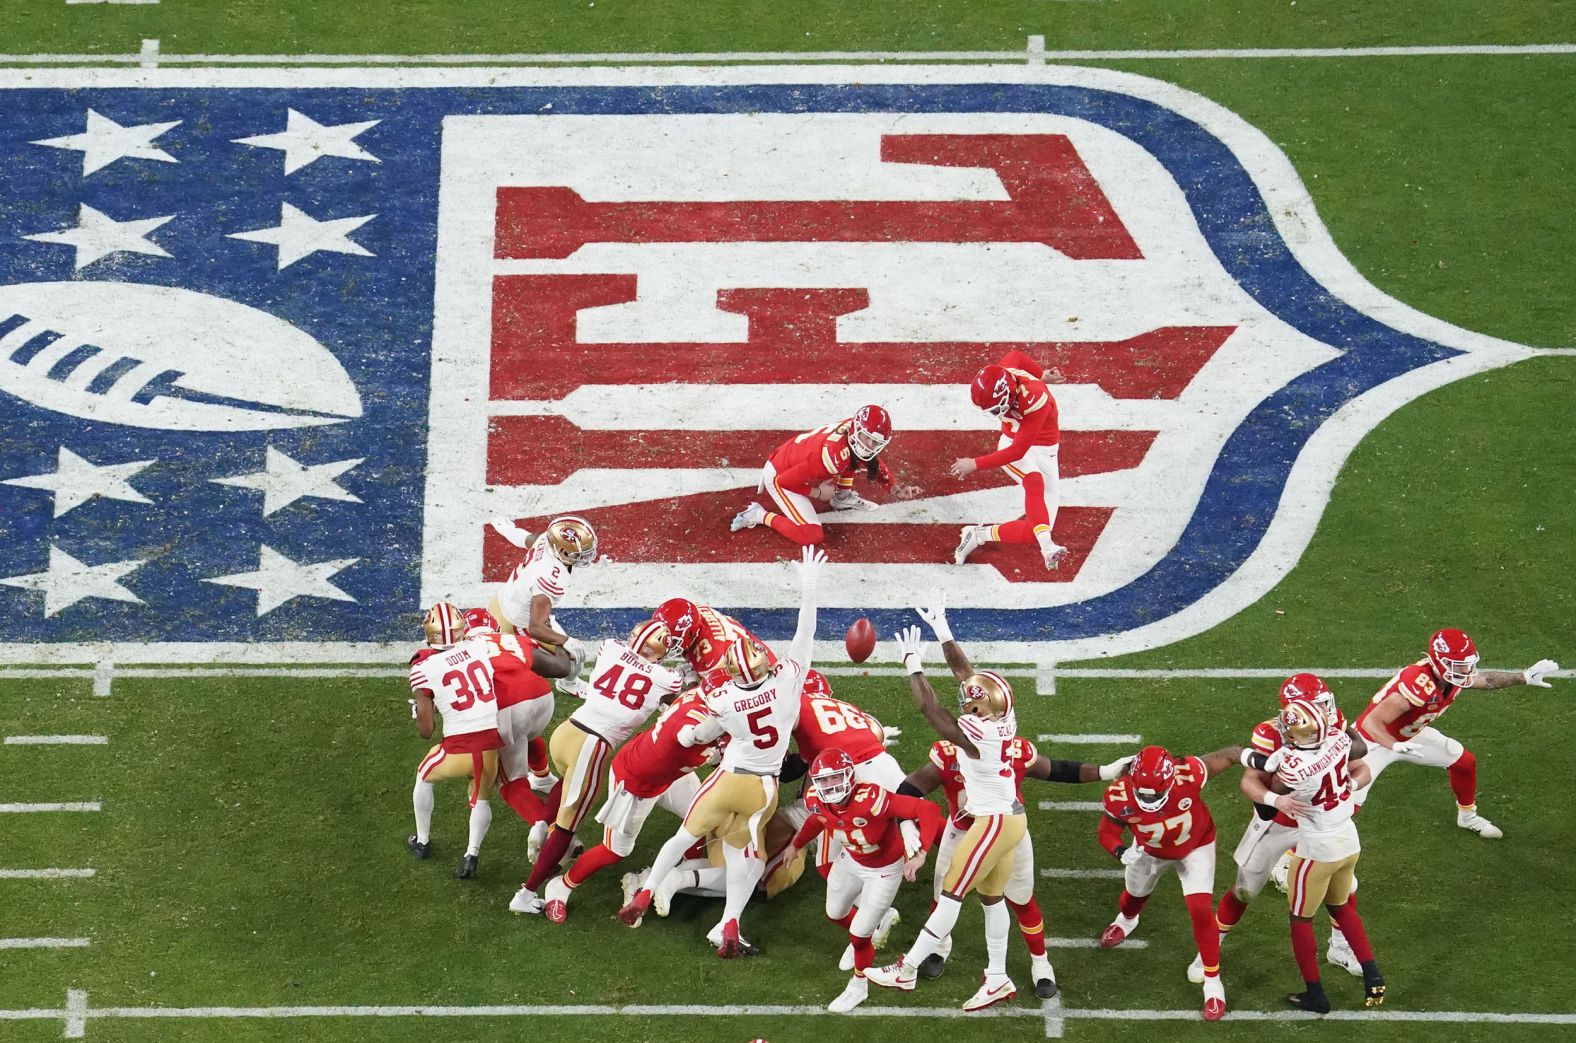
xmin=1099 ymin=755 xmax=1136 ymax=781
xmin=408 ymin=698 xmax=418 ymax=719
xmin=881 ymin=725 xmax=903 ymax=748
xmin=1119 ymin=845 xmax=1144 ymax=867
xmin=914 ymin=589 xmax=954 ymax=644
xmin=894 ymin=625 xmax=928 ymax=675
xmin=488 ymin=516 xmax=534 ymax=549
xmin=829 ymin=488 xmax=877 ymax=512
xmin=1524 ymin=659 xmax=1560 ymax=688
xmin=797 ymin=544 xmax=828 ymax=587
xmin=1392 ymin=740 xmax=1424 ymax=759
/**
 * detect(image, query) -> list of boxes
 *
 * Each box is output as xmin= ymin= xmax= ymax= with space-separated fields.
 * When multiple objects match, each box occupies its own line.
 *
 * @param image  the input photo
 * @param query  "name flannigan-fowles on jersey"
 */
xmin=1265 ymin=730 xmax=1360 ymax=862
xmin=409 ymin=638 xmax=499 ymax=737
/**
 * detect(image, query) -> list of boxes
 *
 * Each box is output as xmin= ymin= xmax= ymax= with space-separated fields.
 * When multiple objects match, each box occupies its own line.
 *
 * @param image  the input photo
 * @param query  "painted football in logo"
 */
xmin=0 ymin=280 xmax=362 ymax=431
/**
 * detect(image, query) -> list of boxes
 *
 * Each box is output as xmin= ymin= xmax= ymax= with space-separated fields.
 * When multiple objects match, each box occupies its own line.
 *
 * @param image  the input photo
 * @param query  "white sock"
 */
xmin=412 ymin=780 xmax=435 ymax=844
xmin=686 ymin=866 xmax=727 ymax=898
xmin=466 ymin=799 xmax=493 ymax=857
xmin=722 ymin=843 xmax=765 ymax=923
xmin=905 ymin=895 xmax=964 ymax=969
xmin=642 ymin=828 xmax=703 ymax=898
xmin=983 ymin=901 xmax=1010 ymax=977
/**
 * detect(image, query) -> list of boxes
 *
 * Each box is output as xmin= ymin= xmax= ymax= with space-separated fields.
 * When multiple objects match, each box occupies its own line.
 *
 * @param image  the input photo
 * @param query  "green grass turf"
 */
xmin=2 ymin=673 xmax=1572 ymax=1041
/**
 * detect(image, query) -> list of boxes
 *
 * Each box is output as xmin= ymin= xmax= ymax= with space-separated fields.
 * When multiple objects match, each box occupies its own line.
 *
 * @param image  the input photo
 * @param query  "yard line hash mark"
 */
xmin=4 ymin=735 xmax=107 ymax=745
xmin=0 ymin=868 xmax=95 ymax=879
xmin=0 ymin=937 xmax=89 ymax=949
xmin=0 ymin=802 xmax=101 ymax=813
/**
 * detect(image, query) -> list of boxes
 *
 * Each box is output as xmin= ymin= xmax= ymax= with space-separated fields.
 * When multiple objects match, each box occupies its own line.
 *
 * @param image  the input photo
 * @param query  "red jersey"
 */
xmin=611 ymin=692 xmax=721 ymax=798
xmin=794 ymin=693 xmax=888 ymax=765
xmin=929 ymin=737 xmax=1038 ymax=829
xmin=1357 ymin=660 xmax=1465 ymax=743
xmin=768 ymin=420 xmax=861 ymax=495
xmin=679 ymin=605 xmax=774 ymax=684
xmin=1100 ymin=754 xmax=1215 ymax=860
xmin=794 ymin=783 xmax=944 ymax=869
xmin=973 ymin=350 xmax=1060 ymax=471
xmin=471 ymin=632 xmax=551 ymax=709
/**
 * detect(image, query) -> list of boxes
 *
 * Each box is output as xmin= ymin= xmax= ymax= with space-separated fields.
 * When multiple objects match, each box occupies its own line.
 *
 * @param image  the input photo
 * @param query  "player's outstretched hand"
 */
xmin=894 ymin=625 xmax=928 ymax=674
xmin=1099 ymin=754 xmax=1136 ymax=781
xmin=1524 ymin=659 xmax=1560 ymax=687
xmin=914 ymin=589 xmax=954 ymax=643
xmin=1274 ymin=793 xmax=1314 ymax=816
xmin=488 ymin=516 xmax=534 ymax=549
xmin=881 ymin=725 xmax=903 ymax=748
xmin=798 ymin=544 xmax=829 ymax=583
xmin=949 ymin=457 xmax=977 ymax=479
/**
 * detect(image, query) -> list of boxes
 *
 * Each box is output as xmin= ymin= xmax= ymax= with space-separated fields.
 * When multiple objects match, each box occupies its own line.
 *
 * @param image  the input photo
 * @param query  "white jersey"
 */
xmin=957 ymin=712 xmax=1023 ymax=817
xmin=709 ymin=657 xmax=807 ymax=775
xmin=571 ymin=639 xmax=687 ymax=746
xmin=409 ymin=638 xmax=499 ymax=737
xmin=497 ymin=535 xmax=569 ymax=627
xmin=1265 ymin=730 xmax=1360 ymax=861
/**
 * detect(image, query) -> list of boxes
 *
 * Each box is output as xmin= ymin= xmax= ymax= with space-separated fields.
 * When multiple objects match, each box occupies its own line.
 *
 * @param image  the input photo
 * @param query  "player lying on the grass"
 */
xmin=1351 ymin=628 xmax=1558 ymax=839
xmin=951 ymin=351 xmax=1068 ymax=570
xmin=407 ymin=603 xmax=506 ymax=879
xmin=488 ymin=514 xmax=599 ymax=697
xmin=1253 ymin=698 xmax=1386 ymax=1013
xmin=774 ymin=749 xmax=944 ymax=1013
xmin=619 ymin=546 xmax=826 ymax=957
xmin=865 ymin=626 xmax=1031 ymax=1013
xmin=731 ymin=405 xmax=895 ymax=545
xmin=899 ymin=590 xmax=1132 ymax=997
xmin=540 ymin=688 xmax=724 ymax=922
xmin=1214 ymin=674 xmax=1365 ymax=980
xmin=1097 ymin=742 xmax=1246 ymax=1022
xmin=649 ymin=596 xmax=776 ymax=688
xmin=512 ymin=621 xmax=688 ymax=916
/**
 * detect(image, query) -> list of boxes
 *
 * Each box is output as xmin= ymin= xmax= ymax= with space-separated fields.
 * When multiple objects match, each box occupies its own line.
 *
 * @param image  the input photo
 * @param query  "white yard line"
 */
xmin=4 ymin=735 xmax=107 ymax=745
xmin=1037 ymin=733 xmax=1142 ymax=744
xmin=0 ymin=802 xmax=101 ymax=813
xmin=1038 ymin=801 xmax=1104 ymax=812
xmin=0 ymin=868 xmax=95 ymax=879
xmin=0 ymin=937 xmax=89 ymax=949
xmin=1041 ymin=867 xmax=1125 ymax=880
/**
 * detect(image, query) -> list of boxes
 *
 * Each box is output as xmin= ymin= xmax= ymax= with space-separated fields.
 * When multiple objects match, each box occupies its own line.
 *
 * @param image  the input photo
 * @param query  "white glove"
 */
xmin=881 ymin=725 xmax=903 ymax=749
xmin=1119 ymin=845 xmax=1144 ymax=867
xmin=1524 ymin=659 xmax=1560 ymax=688
xmin=829 ymin=488 xmax=877 ymax=512
xmin=914 ymin=589 xmax=954 ymax=644
xmin=407 ymin=698 xmax=418 ymax=720
xmin=1099 ymin=754 xmax=1135 ymax=781
xmin=893 ymin=625 xmax=928 ymax=676
xmin=797 ymin=544 xmax=829 ymax=587
xmin=1392 ymin=740 xmax=1424 ymax=759
xmin=488 ymin=516 xmax=534 ymax=549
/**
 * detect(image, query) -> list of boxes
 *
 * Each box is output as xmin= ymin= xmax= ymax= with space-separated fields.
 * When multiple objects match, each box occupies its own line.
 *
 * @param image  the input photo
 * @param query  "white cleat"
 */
xmin=730 ymin=502 xmax=767 ymax=532
xmin=828 ymin=975 xmax=869 ymax=1013
xmin=864 ymin=960 xmax=918 ymax=992
xmin=839 ymin=943 xmax=856 ymax=972
xmin=527 ymin=820 xmax=548 ymax=864
xmin=559 ymin=837 xmax=584 ymax=870
xmin=1271 ymin=851 xmax=1292 ymax=893
xmin=557 ymin=676 xmax=591 ymax=698
xmin=1040 ymin=540 xmax=1069 ymax=571
xmin=653 ymin=869 xmax=684 ymax=918
xmin=872 ymin=907 xmax=901 ymax=949
xmin=953 ymin=525 xmax=989 ymax=565
xmin=963 ymin=974 xmax=1017 ymax=1012
xmin=542 ymin=875 xmax=572 ymax=924
xmin=507 ymin=886 xmax=543 ymax=915
xmin=1327 ymin=940 xmax=1364 ymax=978
xmin=1188 ymin=953 xmax=1206 ymax=984
xmin=1458 ymin=811 xmax=1503 ymax=839
xmin=1030 ymin=955 xmax=1058 ymax=999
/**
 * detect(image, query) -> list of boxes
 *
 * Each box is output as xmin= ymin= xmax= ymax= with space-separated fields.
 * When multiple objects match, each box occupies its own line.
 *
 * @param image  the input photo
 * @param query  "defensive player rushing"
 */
xmin=407 ymin=603 xmax=506 ymax=879
xmin=648 ymin=597 xmax=775 ymax=689
xmin=619 ymin=546 xmax=826 ymax=956
xmin=951 ymin=351 xmax=1068 ymax=570
xmin=779 ymin=749 xmax=945 ymax=1012
xmin=1351 ymin=629 xmax=1558 ymax=838
xmin=865 ymin=626 xmax=1031 ymax=1013
xmin=488 ymin=514 xmax=599 ymax=697
xmin=1255 ymin=698 xmax=1386 ymax=1012
xmin=898 ymin=591 xmax=1132 ymax=997
xmin=731 ymin=406 xmax=894 ymax=546
xmin=511 ymin=621 xmax=689 ymax=917
xmin=1098 ymin=743 xmax=1245 ymax=1022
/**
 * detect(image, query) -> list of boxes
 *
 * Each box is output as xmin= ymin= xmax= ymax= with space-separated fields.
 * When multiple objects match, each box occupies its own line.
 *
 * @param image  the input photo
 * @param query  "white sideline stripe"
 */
xmin=4 ymin=735 xmax=107 ymax=745
xmin=1039 ymin=800 xmax=1103 ymax=812
xmin=1041 ymin=867 xmax=1125 ymax=880
xmin=0 ymin=937 xmax=89 ymax=949
xmin=2 ymin=43 xmax=1574 ymax=65
xmin=1037 ymin=733 xmax=1141 ymax=744
xmin=0 ymin=802 xmax=101 ymax=813
xmin=0 ymin=868 xmax=95 ymax=879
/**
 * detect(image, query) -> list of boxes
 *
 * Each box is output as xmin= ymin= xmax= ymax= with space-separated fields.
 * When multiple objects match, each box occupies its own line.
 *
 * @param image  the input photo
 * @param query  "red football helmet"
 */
xmin=462 ymin=607 xmax=498 ymax=637
xmin=1279 ymin=672 xmax=1337 ymax=726
xmin=1427 ymin=628 xmax=1479 ymax=687
xmin=802 ymin=669 xmax=833 ymax=699
xmin=652 ymin=598 xmax=700 ymax=653
xmin=850 ymin=405 xmax=893 ymax=461
xmin=1129 ymin=746 xmax=1177 ymax=813
xmin=809 ymin=748 xmax=856 ymax=805
xmin=970 ymin=364 xmax=1014 ymax=418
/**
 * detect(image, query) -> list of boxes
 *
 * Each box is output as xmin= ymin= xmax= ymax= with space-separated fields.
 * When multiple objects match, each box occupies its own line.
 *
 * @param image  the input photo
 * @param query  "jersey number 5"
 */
xmin=746 ymin=707 xmax=780 ymax=750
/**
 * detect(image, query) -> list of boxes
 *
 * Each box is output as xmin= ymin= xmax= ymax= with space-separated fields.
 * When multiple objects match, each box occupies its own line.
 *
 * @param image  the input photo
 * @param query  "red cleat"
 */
xmin=617 ymin=889 xmax=652 ymax=926
xmin=717 ymin=918 xmax=741 ymax=959
xmin=1203 ymin=997 xmax=1226 ymax=1022
xmin=1099 ymin=923 xmax=1128 ymax=949
xmin=544 ymin=899 xmax=568 ymax=924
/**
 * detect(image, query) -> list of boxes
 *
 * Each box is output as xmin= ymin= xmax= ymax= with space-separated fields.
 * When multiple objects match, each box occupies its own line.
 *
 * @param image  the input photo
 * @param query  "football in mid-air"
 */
xmin=845 ymin=617 xmax=877 ymax=663
xmin=0 ymin=280 xmax=362 ymax=431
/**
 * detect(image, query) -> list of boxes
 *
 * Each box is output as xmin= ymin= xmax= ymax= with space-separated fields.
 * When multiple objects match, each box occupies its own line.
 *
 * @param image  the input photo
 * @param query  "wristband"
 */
xmin=1255 ymin=793 xmax=1282 ymax=810
xmin=901 ymin=651 xmax=924 ymax=676
xmin=929 ymin=618 xmax=955 ymax=644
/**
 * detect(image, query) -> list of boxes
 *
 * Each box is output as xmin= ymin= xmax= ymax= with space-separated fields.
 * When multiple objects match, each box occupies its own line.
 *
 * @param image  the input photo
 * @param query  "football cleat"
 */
xmin=839 ymin=943 xmax=856 ymax=972
xmin=559 ymin=837 xmax=585 ymax=870
xmin=619 ymin=872 xmax=646 ymax=927
xmin=652 ymin=868 xmax=684 ymax=918
xmin=953 ymin=525 xmax=988 ymax=565
xmin=918 ymin=954 xmax=947 ymax=979
xmin=1363 ymin=970 xmax=1387 ymax=1007
xmin=1286 ymin=987 xmax=1331 ymax=1014
xmin=405 ymin=835 xmax=432 ymax=860
xmin=543 ymin=875 xmax=571 ymax=924
xmin=706 ymin=919 xmax=761 ymax=958
xmin=828 ymin=975 xmax=869 ymax=1013
xmin=1457 ymin=811 xmax=1503 ymax=839
xmin=557 ymin=675 xmax=591 ymax=698
xmin=730 ymin=502 xmax=767 ymax=532
xmin=864 ymin=961 xmax=918 ymax=991
xmin=1038 ymin=534 xmax=1069 ymax=571
xmin=507 ymin=886 xmax=543 ymax=915
xmin=1100 ymin=914 xmax=1139 ymax=949
xmin=1326 ymin=939 xmax=1363 ymax=978
xmin=962 ymin=974 xmax=1017 ymax=1012
xmin=872 ymin=907 xmax=901 ymax=950
xmin=1202 ymin=976 xmax=1226 ymax=1022
xmin=1187 ymin=953 xmax=1205 ymax=984
xmin=716 ymin=918 xmax=742 ymax=959
xmin=617 ymin=888 xmax=653 ymax=927
xmin=454 ymin=854 xmax=479 ymax=880
xmin=527 ymin=821 xmax=548 ymax=863
xmin=1031 ymin=955 xmax=1058 ymax=999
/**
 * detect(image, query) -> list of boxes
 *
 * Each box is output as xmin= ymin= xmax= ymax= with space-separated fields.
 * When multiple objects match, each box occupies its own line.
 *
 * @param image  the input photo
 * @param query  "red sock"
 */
xmin=525 ymin=825 xmax=573 ymax=892
xmin=541 ymin=780 xmax=563 ymax=822
xmin=851 ymin=933 xmax=875 ymax=973
xmin=1009 ymin=898 xmax=1048 ymax=957
xmin=1216 ymin=891 xmax=1249 ymax=933
xmin=527 ymin=736 xmax=550 ymax=776
xmin=1290 ymin=918 xmax=1321 ymax=983
xmin=829 ymin=910 xmax=855 ymax=929
xmin=764 ymin=512 xmax=824 ymax=546
xmin=564 ymin=843 xmax=623 ymax=889
xmin=1117 ymin=890 xmax=1150 ymax=919
xmin=1449 ymin=750 xmax=1478 ymax=808
xmin=991 ymin=474 xmax=1050 ymax=544
xmin=1184 ymin=893 xmax=1221 ymax=978
xmin=1327 ymin=900 xmax=1375 ymax=962
xmin=497 ymin=777 xmax=545 ymax=823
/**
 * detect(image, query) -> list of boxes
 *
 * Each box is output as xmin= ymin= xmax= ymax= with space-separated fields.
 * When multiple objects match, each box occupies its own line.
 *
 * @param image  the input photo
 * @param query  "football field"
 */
xmin=3 ymin=2 xmax=1575 ymax=1041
